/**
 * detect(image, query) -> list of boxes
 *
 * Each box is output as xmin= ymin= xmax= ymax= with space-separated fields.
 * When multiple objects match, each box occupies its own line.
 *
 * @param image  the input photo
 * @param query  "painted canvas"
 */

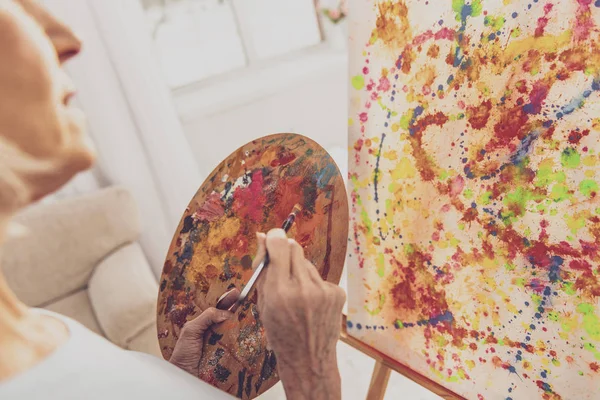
xmin=157 ymin=133 xmax=348 ymax=399
xmin=347 ymin=1 xmax=600 ymax=399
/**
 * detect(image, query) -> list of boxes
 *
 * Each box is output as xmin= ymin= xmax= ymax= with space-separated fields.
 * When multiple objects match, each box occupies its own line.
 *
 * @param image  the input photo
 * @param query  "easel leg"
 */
xmin=366 ymin=361 xmax=391 ymax=400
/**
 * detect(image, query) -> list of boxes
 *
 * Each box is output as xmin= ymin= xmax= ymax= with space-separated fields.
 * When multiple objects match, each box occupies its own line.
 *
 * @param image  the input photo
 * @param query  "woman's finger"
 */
xmin=216 ymin=288 xmax=240 ymax=311
xmin=264 ymin=228 xmax=292 ymax=283
xmin=289 ymin=239 xmax=310 ymax=281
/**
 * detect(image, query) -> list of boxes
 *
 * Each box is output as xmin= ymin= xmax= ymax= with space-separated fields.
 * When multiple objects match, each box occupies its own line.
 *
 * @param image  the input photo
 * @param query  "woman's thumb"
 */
xmin=182 ymin=308 xmax=231 ymax=339
xmin=252 ymin=232 xmax=267 ymax=270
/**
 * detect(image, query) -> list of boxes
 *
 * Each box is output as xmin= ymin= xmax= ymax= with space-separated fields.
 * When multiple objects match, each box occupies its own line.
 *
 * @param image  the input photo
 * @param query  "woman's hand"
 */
xmin=169 ymin=289 xmax=239 ymax=377
xmin=256 ymin=229 xmax=346 ymax=400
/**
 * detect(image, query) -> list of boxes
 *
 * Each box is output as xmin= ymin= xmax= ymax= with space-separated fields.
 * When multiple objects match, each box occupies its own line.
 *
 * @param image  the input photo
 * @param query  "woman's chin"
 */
xmin=29 ymin=147 xmax=96 ymax=204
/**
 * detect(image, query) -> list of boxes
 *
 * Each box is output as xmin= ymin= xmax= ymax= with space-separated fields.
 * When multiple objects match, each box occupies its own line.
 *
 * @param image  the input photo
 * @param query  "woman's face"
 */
xmin=0 ymin=0 xmax=93 ymax=208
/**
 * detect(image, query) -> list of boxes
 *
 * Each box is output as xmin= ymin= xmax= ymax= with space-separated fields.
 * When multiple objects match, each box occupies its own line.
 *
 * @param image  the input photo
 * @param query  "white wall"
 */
xmin=180 ymin=54 xmax=349 ymax=178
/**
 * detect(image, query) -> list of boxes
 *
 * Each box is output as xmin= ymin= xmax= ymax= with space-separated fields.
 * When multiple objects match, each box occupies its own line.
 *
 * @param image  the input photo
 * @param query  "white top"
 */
xmin=0 ymin=310 xmax=233 ymax=400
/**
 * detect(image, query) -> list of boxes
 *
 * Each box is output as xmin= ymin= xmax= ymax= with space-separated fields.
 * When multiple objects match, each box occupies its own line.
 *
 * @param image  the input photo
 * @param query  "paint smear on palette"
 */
xmin=347 ymin=1 xmax=600 ymax=399
xmin=157 ymin=133 xmax=348 ymax=399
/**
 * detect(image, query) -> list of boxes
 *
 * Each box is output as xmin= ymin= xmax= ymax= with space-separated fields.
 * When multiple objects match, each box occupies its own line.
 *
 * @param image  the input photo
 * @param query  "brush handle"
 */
xmin=218 ymin=209 xmax=298 ymax=312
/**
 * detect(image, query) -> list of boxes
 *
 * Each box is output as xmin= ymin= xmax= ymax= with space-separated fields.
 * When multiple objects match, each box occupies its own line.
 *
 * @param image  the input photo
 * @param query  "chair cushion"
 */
xmin=1 ymin=186 xmax=140 ymax=307
xmin=88 ymin=242 xmax=158 ymax=348
xmin=45 ymin=289 xmax=104 ymax=336
xmin=126 ymin=325 xmax=162 ymax=357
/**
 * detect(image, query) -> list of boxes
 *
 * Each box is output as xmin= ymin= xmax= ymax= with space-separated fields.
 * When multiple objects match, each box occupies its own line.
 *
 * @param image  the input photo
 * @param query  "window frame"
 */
xmin=141 ymin=0 xmax=325 ymax=89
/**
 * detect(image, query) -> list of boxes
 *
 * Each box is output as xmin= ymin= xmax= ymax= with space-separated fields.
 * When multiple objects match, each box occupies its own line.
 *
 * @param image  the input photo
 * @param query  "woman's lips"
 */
xmin=63 ymin=91 xmax=76 ymax=105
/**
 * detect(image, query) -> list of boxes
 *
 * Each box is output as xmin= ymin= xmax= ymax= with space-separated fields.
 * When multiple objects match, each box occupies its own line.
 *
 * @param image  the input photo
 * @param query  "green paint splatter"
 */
xmin=501 ymin=187 xmax=537 ymax=224
xmin=505 ymin=263 xmax=516 ymax=271
xmin=478 ymin=191 xmax=493 ymax=205
xmin=561 ymin=148 xmax=581 ymax=169
xmin=584 ymin=343 xmax=600 ymax=361
xmin=471 ymin=0 xmax=483 ymax=17
xmin=365 ymin=293 xmax=386 ymax=316
xmin=360 ymin=209 xmax=372 ymax=235
xmin=580 ymin=179 xmax=599 ymax=198
xmin=452 ymin=0 xmax=482 ymax=21
xmin=515 ymin=278 xmax=525 ymax=287
xmin=376 ymin=253 xmax=385 ymax=277
xmin=351 ymin=75 xmax=365 ymax=90
xmin=536 ymin=164 xmax=566 ymax=188
xmin=439 ymin=170 xmax=449 ymax=181
xmin=548 ymin=311 xmax=559 ymax=322
xmin=551 ymin=184 xmax=570 ymax=202
xmin=394 ymin=320 xmax=404 ymax=329
xmin=566 ymin=214 xmax=586 ymax=235
xmin=399 ymin=109 xmax=414 ymax=130
xmin=464 ymin=188 xmax=474 ymax=199
xmin=484 ymin=15 xmax=506 ymax=30
xmin=577 ymin=303 xmax=600 ymax=341
xmin=563 ymin=281 xmax=576 ymax=295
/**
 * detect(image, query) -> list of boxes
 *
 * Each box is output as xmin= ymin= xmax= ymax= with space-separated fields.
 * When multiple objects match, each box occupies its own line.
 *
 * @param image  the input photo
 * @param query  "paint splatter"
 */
xmin=348 ymin=1 xmax=600 ymax=399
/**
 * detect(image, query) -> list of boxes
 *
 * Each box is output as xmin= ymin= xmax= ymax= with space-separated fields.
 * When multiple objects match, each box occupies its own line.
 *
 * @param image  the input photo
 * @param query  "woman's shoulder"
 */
xmin=0 ymin=309 xmax=233 ymax=400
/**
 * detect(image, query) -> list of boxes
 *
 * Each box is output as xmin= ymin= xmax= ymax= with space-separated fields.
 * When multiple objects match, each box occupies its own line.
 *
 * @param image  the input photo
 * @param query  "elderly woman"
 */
xmin=0 ymin=1 xmax=346 ymax=399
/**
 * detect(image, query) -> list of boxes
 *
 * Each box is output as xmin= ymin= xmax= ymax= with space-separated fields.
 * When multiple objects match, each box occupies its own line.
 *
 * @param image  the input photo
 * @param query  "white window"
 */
xmin=140 ymin=0 xmax=323 ymax=89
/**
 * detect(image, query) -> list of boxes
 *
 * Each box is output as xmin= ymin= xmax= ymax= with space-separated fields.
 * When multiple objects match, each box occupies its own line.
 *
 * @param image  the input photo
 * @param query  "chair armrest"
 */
xmin=2 ymin=186 xmax=140 ymax=307
xmin=88 ymin=242 xmax=158 ymax=348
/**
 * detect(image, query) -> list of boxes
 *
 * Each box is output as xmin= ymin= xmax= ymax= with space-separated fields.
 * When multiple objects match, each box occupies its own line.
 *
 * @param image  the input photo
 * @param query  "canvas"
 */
xmin=347 ymin=1 xmax=600 ymax=399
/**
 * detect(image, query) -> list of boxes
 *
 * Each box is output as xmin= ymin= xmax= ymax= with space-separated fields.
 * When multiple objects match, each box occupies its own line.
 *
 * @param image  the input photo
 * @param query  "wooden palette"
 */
xmin=156 ymin=133 xmax=348 ymax=399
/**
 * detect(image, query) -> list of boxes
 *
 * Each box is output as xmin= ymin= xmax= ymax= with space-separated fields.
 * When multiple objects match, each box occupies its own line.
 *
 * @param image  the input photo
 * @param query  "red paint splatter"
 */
xmin=359 ymin=112 xmax=369 ymax=122
xmin=590 ymin=362 xmax=600 ymax=372
xmin=535 ymin=4 xmax=553 ymax=37
xmin=491 ymin=106 xmax=528 ymax=147
xmin=467 ymin=99 xmax=492 ymax=129
xmin=528 ymin=81 xmax=549 ymax=114
xmin=568 ymin=129 xmax=590 ymax=144
xmin=270 ymin=150 xmax=297 ymax=167
xmin=354 ymin=139 xmax=364 ymax=151
xmin=559 ymin=49 xmax=587 ymax=71
xmin=232 ymin=170 xmax=266 ymax=223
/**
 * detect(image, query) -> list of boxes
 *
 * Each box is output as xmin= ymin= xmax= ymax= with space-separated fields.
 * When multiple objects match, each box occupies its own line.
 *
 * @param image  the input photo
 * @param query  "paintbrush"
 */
xmin=216 ymin=204 xmax=302 ymax=312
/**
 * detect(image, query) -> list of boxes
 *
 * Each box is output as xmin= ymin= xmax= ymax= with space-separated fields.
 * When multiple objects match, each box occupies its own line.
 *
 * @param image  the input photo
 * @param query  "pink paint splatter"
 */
xmin=434 ymin=27 xmax=456 ymax=41
xmin=574 ymin=0 xmax=594 ymax=42
xmin=450 ymin=175 xmax=465 ymax=197
xmin=194 ymin=192 xmax=225 ymax=222
xmin=378 ymin=76 xmax=391 ymax=92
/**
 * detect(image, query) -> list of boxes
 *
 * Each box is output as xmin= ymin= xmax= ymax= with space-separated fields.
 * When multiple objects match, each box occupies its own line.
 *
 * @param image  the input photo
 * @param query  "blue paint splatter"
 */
xmin=510 ymin=130 xmax=541 ymax=165
xmin=548 ymin=256 xmax=564 ymax=283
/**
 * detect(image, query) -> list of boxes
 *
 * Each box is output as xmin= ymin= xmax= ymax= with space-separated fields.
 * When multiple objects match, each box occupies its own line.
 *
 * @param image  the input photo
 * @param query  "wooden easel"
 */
xmin=339 ymin=315 xmax=465 ymax=400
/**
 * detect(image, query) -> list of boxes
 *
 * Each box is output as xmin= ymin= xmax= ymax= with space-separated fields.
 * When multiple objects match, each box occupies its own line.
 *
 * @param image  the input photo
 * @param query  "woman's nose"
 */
xmin=16 ymin=0 xmax=82 ymax=63
xmin=48 ymin=25 xmax=82 ymax=63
